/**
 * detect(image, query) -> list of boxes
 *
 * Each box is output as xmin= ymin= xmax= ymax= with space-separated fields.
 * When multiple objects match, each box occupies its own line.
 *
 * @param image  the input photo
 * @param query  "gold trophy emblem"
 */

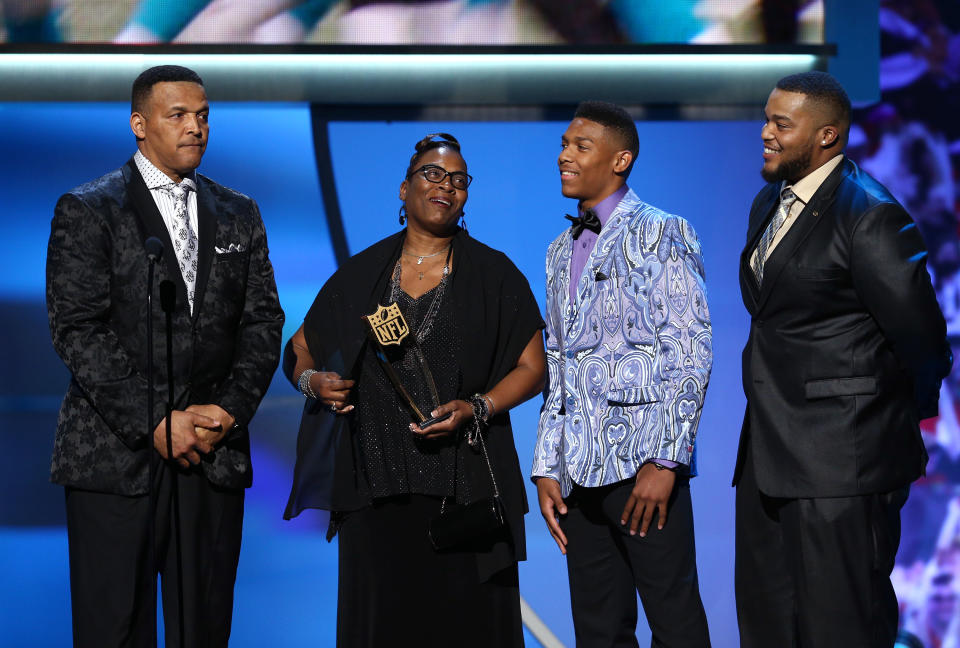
xmin=364 ymin=302 xmax=409 ymax=347
xmin=362 ymin=302 xmax=450 ymax=428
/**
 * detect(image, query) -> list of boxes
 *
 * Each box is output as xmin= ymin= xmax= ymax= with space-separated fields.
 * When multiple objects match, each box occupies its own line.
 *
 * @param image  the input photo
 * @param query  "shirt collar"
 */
xmin=783 ymin=154 xmax=844 ymax=206
xmin=134 ymin=150 xmax=197 ymax=192
xmin=580 ymin=184 xmax=629 ymax=228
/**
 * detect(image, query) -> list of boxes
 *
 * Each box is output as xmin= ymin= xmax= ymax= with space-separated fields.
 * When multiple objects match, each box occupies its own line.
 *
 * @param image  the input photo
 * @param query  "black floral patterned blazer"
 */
xmin=46 ymin=158 xmax=284 ymax=496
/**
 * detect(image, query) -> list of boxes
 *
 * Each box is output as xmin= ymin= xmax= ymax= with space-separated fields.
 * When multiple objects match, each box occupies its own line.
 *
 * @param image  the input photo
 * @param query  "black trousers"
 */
xmin=735 ymin=445 xmax=908 ymax=648
xmin=65 ymin=463 xmax=244 ymax=648
xmin=560 ymin=478 xmax=711 ymax=648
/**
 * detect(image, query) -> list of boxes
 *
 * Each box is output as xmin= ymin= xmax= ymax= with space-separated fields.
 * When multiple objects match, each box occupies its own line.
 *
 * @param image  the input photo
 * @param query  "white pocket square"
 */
xmin=215 ymin=243 xmax=245 ymax=254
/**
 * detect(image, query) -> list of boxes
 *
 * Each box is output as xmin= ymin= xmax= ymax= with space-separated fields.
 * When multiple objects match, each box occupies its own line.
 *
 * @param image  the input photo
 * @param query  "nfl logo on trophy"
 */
xmin=364 ymin=302 xmax=410 ymax=347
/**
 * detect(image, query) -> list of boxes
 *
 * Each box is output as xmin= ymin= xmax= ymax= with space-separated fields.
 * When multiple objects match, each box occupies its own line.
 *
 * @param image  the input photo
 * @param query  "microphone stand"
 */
xmin=159 ymin=279 xmax=186 ymax=648
xmin=144 ymin=237 xmax=163 ymax=648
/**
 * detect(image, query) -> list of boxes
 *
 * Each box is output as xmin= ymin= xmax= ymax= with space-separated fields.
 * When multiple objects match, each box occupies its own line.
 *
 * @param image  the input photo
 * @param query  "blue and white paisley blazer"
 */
xmin=533 ymin=189 xmax=712 ymax=496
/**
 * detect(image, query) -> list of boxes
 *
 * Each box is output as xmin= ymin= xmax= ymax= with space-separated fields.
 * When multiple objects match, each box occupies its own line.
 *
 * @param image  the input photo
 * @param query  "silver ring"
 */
xmin=329 ymin=402 xmax=338 ymax=413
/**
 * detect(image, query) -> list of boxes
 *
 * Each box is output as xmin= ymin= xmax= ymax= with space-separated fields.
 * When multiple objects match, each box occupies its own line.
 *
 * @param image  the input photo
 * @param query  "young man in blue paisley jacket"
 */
xmin=533 ymin=101 xmax=712 ymax=646
xmin=46 ymin=65 xmax=283 ymax=646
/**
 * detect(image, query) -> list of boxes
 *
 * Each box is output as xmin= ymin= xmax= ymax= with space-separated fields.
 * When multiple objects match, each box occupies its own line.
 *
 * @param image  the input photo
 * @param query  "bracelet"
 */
xmin=649 ymin=461 xmax=675 ymax=472
xmin=297 ymin=369 xmax=319 ymax=399
xmin=470 ymin=393 xmax=490 ymax=422
xmin=466 ymin=394 xmax=489 ymax=446
xmin=482 ymin=393 xmax=496 ymax=418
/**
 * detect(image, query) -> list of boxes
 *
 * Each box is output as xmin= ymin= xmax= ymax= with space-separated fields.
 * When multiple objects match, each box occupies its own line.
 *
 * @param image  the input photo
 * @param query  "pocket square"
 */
xmin=215 ymin=243 xmax=245 ymax=254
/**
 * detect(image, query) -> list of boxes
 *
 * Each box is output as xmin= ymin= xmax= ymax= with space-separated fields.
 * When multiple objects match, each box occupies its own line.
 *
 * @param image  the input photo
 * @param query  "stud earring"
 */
xmin=398 ymin=205 xmax=406 ymax=226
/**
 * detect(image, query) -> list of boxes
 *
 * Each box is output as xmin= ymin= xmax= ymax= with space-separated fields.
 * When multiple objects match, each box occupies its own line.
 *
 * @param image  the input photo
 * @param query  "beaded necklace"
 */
xmin=388 ymin=244 xmax=452 ymax=344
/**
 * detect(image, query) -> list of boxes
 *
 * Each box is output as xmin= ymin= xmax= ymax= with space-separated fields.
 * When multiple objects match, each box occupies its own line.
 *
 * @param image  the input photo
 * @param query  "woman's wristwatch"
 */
xmin=649 ymin=460 xmax=676 ymax=472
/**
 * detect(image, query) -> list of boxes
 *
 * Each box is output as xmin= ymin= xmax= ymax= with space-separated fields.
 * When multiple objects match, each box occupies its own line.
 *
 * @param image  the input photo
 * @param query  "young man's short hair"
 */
xmin=574 ymin=100 xmax=640 ymax=162
xmin=776 ymin=71 xmax=851 ymax=144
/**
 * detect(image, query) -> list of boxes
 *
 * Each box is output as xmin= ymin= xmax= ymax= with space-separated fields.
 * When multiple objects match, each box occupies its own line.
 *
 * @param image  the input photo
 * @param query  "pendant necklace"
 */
xmin=389 ymin=245 xmax=452 ymax=343
xmin=402 ymin=245 xmax=450 ymax=265
xmin=402 ymin=244 xmax=450 ymax=279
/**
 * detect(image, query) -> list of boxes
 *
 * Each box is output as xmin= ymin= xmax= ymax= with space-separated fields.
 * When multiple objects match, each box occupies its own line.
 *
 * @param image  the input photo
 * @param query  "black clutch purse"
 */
xmin=428 ymin=495 xmax=505 ymax=551
xmin=428 ymin=426 xmax=505 ymax=551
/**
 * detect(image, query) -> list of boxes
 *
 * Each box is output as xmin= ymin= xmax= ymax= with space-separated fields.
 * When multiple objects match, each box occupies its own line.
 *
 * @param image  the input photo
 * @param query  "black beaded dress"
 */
xmin=336 ymin=277 xmax=522 ymax=647
xmin=353 ymin=283 xmax=463 ymax=500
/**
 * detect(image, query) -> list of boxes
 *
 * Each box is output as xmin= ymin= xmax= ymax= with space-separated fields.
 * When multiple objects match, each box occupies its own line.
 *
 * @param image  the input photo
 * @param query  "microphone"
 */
xmin=159 ymin=280 xmax=177 ymax=314
xmin=145 ymin=237 xmax=164 ymax=263
xmin=143 ymin=237 xmax=164 ymax=625
xmin=157 ymin=275 xmax=184 ymax=644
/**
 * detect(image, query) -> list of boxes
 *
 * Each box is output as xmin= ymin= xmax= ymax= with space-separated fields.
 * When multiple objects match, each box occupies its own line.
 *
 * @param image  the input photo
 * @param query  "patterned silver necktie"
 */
xmin=164 ymin=183 xmax=198 ymax=312
xmin=752 ymin=187 xmax=798 ymax=284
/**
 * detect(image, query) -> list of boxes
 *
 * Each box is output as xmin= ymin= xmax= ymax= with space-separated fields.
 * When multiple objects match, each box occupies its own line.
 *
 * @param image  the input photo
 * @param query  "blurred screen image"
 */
xmin=0 ymin=0 xmax=824 ymax=45
xmin=850 ymin=2 xmax=960 ymax=644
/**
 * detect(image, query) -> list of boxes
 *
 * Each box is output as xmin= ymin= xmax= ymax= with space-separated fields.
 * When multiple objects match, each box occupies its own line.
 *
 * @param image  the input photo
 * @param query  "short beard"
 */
xmin=761 ymin=148 xmax=812 ymax=184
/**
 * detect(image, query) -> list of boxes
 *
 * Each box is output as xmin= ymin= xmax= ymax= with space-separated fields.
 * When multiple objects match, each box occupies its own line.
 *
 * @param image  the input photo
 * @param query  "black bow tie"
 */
xmin=565 ymin=209 xmax=602 ymax=240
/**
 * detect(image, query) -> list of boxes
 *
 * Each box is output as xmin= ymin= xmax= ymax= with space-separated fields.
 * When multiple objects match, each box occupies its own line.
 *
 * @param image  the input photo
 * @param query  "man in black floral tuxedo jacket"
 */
xmin=45 ymin=65 xmax=283 ymax=647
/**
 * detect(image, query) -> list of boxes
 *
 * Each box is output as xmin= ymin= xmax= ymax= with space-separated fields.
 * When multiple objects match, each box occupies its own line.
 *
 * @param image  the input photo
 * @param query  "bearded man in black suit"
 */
xmin=733 ymin=71 xmax=952 ymax=647
xmin=46 ymin=65 xmax=284 ymax=646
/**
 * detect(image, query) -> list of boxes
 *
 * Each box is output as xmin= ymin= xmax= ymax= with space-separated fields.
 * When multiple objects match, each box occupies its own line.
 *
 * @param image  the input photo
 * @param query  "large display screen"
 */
xmin=855 ymin=2 xmax=960 ymax=645
xmin=0 ymin=0 xmax=824 ymax=45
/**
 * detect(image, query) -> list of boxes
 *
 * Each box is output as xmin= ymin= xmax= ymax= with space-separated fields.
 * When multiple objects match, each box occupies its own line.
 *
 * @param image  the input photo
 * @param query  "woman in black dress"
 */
xmin=283 ymin=133 xmax=546 ymax=647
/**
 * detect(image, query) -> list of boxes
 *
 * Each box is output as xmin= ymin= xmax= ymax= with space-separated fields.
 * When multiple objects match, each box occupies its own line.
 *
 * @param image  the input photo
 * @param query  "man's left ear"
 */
xmin=820 ymin=126 xmax=838 ymax=148
xmin=613 ymin=150 xmax=633 ymax=175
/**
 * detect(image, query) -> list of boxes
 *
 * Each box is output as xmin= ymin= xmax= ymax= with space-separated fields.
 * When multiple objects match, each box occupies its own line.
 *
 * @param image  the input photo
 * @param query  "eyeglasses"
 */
xmin=408 ymin=164 xmax=472 ymax=190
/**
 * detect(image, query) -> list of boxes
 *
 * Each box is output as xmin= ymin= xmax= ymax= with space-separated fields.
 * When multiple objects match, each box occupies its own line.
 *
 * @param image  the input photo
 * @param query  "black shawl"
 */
xmin=283 ymin=228 xmax=544 ymax=580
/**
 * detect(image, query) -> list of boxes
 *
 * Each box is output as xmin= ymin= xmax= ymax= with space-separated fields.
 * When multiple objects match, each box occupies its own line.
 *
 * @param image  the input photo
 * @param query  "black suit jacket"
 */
xmin=734 ymin=157 xmax=951 ymax=498
xmin=46 ymin=158 xmax=284 ymax=496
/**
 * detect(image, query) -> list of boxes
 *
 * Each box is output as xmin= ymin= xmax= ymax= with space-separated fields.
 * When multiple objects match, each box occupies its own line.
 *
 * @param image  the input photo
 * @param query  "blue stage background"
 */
xmin=0 ymin=102 xmax=757 ymax=646
xmin=4 ymin=3 xmax=960 ymax=645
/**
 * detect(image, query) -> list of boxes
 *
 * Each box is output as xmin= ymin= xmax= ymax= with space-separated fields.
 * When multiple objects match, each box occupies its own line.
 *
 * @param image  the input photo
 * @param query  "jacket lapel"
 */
xmin=754 ymin=159 xmax=848 ymax=311
xmin=191 ymin=179 xmax=218 ymax=323
xmin=123 ymin=160 xmax=185 ymax=296
xmin=743 ymin=189 xmax=778 ymax=260
xmin=566 ymin=197 xmax=631 ymax=333
xmin=550 ymin=230 xmax=574 ymax=332
xmin=739 ymin=189 xmax=778 ymax=309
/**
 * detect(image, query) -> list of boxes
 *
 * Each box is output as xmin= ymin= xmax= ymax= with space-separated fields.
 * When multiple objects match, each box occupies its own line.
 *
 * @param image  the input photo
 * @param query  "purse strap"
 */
xmin=474 ymin=429 xmax=500 ymax=499
xmin=441 ymin=407 xmax=500 ymax=514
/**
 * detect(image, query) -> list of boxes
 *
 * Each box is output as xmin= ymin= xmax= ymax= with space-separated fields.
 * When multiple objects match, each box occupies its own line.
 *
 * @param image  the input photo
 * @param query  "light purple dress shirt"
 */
xmin=568 ymin=184 xmax=629 ymax=304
